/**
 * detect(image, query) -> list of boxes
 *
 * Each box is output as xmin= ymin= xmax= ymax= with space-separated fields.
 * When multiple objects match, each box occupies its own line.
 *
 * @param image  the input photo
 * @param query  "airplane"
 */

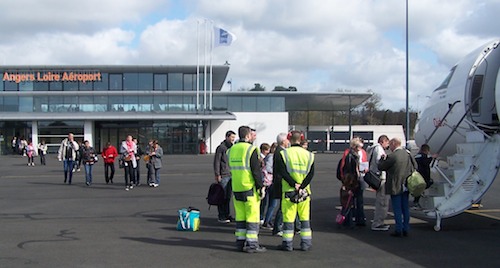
xmin=414 ymin=39 xmax=500 ymax=231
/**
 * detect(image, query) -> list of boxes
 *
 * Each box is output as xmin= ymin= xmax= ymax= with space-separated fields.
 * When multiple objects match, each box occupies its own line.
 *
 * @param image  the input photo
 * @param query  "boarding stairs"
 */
xmin=416 ymin=126 xmax=500 ymax=231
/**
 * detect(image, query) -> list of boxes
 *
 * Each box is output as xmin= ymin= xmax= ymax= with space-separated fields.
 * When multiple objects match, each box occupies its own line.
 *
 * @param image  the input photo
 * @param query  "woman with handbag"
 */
xmin=120 ymin=135 xmax=137 ymax=191
xmin=82 ymin=140 xmax=97 ymax=186
xmin=149 ymin=140 xmax=163 ymax=188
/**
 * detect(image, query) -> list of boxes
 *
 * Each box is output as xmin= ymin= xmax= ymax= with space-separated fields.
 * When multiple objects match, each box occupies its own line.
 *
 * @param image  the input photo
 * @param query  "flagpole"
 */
xmin=209 ymin=21 xmax=213 ymax=111
xmin=196 ymin=20 xmax=200 ymax=112
xmin=203 ymin=19 xmax=208 ymax=111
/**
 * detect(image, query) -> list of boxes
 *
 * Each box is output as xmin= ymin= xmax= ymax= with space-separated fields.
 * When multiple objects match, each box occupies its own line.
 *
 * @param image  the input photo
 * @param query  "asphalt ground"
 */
xmin=0 ymin=153 xmax=499 ymax=268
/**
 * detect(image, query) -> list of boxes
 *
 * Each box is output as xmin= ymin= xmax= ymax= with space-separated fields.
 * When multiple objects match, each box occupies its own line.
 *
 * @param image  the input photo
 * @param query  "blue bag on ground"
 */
xmin=176 ymin=207 xmax=200 ymax=231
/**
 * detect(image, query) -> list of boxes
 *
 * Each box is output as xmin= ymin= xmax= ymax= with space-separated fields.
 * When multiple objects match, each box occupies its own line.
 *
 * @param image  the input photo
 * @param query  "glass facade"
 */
xmin=0 ymin=68 xmax=285 ymax=113
xmin=0 ymin=66 xmax=289 ymax=154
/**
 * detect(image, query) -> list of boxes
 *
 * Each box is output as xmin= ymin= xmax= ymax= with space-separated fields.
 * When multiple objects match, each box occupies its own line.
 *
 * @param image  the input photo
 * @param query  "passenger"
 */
xmin=276 ymin=130 xmax=315 ymax=252
xmin=259 ymin=143 xmax=272 ymax=225
xmin=213 ymin=130 xmax=236 ymax=223
xmin=412 ymin=144 xmax=435 ymax=209
xmin=272 ymin=133 xmax=290 ymax=237
xmin=340 ymin=137 xmax=366 ymax=227
xmin=82 ymin=140 xmax=97 ymax=186
xmin=145 ymin=140 xmax=155 ymax=186
xmin=370 ymin=135 xmax=391 ymax=231
xmin=120 ymin=135 xmax=137 ymax=191
xmin=149 ymin=140 xmax=163 ymax=187
xmin=340 ymin=173 xmax=359 ymax=228
xmin=26 ymin=140 xmax=36 ymax=166
xmin=74 ymin=140 xmax=84 ymax=173
xmin=261 ymin=142 xmax=279 ymax=230
xmin=57 ymin=133 xmax=80 ymax=184
xmin=38 ymin=139 xmax=48 ymax=165
xmin=378 ymin=137 xmax=413 ymax=237
xmin=133 ymin=138 xmax=143 ymax=186
xmin=11 ymin=136 xmax=17 ymax=154
xmin=228 ymin=125 xmax=266 ymax=253
xmin=102 ymin=142 xmax=118 ymax=184
xmin=20 ymin=136 xmax=27 ymax=156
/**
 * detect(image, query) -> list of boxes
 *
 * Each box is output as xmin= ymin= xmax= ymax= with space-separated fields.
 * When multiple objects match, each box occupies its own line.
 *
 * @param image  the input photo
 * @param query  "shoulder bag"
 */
xmin=406 ymin=152 xmax=427 ymax=197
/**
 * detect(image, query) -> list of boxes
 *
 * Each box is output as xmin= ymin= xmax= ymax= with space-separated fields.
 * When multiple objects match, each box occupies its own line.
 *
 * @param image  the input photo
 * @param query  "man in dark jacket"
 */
xmin=271 ymin=132 xmax=290 ymax=236
xmin=213 ymin=130 xmax=236 ymax=223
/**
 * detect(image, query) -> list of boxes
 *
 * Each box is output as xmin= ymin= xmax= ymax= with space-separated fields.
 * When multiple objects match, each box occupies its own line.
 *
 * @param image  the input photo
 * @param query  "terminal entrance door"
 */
xmin=95 ymin=121 xmax=199 ymax=154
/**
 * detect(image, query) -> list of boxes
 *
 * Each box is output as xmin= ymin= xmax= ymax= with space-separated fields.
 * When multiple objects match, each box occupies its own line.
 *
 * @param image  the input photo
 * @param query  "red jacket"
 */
xmin=101 ymin=145 xmax=118 ymax=164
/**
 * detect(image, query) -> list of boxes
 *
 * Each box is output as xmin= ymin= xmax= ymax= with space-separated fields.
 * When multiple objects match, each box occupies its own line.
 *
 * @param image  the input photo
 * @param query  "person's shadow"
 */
xmin=122 ymin=213 xmax=237 ymax=252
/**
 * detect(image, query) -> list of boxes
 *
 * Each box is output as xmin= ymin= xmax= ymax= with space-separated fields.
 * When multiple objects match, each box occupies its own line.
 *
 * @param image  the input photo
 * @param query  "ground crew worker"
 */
xmin=228 ymin=125 xmax=267 ymax=253
xmin=277 ymin=130 xmax=315 ymax=251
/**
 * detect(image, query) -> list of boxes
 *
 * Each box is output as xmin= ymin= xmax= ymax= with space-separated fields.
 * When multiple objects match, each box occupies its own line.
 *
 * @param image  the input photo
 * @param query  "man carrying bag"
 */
xmin=369 ymin=135 xmax=391 ymax=232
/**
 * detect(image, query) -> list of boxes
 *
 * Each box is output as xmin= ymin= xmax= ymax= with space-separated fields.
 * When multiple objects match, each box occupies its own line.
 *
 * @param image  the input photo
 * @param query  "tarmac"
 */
xmin=0 ymin=153 xmax=499 ymax=268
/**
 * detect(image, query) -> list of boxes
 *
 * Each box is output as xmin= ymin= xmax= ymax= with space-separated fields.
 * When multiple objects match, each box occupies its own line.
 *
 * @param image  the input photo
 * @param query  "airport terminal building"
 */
xmin=0 ymin=65 xmax=372 ymax=154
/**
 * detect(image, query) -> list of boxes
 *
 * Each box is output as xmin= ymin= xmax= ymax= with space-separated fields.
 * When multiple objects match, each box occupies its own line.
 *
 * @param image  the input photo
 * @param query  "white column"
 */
xmin=31 ymin=121 xmax=39 ymax=149
xmin=84 ymin=121 xmax=94 ymax=146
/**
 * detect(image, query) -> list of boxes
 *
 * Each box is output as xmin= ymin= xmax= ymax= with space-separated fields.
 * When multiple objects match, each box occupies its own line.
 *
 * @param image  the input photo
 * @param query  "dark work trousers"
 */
xmin=123 ymin=161 xmax=135 ymax=187
xmin=104 ymin=162 xmax=115 ymax=183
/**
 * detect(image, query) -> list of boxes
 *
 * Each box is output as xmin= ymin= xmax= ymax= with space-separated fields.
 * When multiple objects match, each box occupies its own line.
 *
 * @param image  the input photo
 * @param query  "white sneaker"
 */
xmin=153 ymin=183 xmax=159 ymax=187
xmin=125 ymin=186 xmax=130 ymax=191
xmin=32 ymin=163 xmax=35 ymax=166
xmin=130 ymin=185 xmax=134 ymax=189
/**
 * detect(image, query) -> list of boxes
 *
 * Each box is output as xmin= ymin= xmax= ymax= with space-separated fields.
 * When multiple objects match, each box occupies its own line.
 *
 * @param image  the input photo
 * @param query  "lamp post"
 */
xmin=405 ymin=0 xmax=410 ymax=148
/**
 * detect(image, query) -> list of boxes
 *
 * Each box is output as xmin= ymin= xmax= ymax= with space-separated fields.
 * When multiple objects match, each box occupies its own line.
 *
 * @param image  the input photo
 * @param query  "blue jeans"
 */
xmin=263 ymin=185 xmax=279 ymax=224
xmin=217 ymin=176 xmax=232 ymax=220
xmin=154 ymin=168 xmax=161 ymax=185
xmin=391 ymin=191 xmax=410 ymax=233
xmin=84 ymin=164 xmax=93 ymax=185
xmin=63 ymin=160 xmax=75 ymax=184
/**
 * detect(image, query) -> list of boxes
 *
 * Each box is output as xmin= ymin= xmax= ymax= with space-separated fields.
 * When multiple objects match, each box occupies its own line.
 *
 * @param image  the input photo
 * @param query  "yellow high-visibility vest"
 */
xmin=228 ymin=142 xmax=258 ymax=192
xmin=280 ymin=146 xmax=314 ymax=193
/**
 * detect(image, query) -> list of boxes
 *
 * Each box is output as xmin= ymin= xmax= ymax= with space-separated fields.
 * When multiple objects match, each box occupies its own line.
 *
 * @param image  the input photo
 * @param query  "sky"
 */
xmin=0 ymin=0 xmax=498 ymax=111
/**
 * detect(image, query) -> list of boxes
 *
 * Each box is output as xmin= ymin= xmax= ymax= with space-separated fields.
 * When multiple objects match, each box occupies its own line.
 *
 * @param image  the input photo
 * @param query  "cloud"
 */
xmin=0 ymin=0 xmax=498 ymax=111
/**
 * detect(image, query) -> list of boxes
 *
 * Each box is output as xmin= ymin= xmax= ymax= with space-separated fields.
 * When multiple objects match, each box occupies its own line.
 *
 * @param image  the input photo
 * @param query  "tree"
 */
xmin=250 ymin=83 xmax=265 ymax=91
xmin=361 ymin=90 xmax=382 ymax=124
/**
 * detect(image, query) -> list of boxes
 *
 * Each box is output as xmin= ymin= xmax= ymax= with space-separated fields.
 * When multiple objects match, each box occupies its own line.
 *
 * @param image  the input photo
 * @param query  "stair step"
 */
xmin=424 ymin=182 xmax=446 ymax=197
xmin=456 ymin=142 xmax=484 ymax=155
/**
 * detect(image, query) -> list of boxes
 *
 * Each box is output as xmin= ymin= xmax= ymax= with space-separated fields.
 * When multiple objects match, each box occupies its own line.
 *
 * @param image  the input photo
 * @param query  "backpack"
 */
xmin=206 ymin=183 xmax=225 ymax=208
xmin=336 ymin=158 xmax=343 ymax=181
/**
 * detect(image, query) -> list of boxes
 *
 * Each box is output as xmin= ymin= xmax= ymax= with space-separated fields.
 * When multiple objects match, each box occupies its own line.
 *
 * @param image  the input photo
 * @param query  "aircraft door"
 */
xmin=466 ymin=42 xmax=500 ymax=129
xmin=465 ymin=53 xmax=499 ymax=129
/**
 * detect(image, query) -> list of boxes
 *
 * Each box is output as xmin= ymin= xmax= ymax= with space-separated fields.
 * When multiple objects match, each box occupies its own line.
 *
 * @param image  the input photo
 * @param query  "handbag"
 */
xmin=407 ymin=170 xmax=426 ymax=197
xmin=406 ymin=152 xmax=427 ymax=197
xmin=176 ymin=207 xmax=200 ymax=231
xmin=364 ymin=170 xmax=381 ymax=190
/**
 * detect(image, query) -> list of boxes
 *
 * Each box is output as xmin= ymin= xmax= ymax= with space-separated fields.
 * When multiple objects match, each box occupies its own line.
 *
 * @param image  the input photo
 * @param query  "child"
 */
xmin=413 ymin=144 xmax=436 ymax=208
xmin=340 ymin=173 xmax=359 ymax=228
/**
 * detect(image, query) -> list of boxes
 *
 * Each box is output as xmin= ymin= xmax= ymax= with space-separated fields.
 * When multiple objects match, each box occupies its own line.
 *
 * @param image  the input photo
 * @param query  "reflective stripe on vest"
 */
xmin=228 ymin=142 xmax=257 ymax=192
xmin=280 ymin=146 xmax=314 ymax=193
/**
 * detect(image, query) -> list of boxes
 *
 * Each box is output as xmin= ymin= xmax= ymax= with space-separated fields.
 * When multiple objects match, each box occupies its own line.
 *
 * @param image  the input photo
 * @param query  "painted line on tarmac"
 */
xmin=465 ymin=209 xmax=500 ymax=221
